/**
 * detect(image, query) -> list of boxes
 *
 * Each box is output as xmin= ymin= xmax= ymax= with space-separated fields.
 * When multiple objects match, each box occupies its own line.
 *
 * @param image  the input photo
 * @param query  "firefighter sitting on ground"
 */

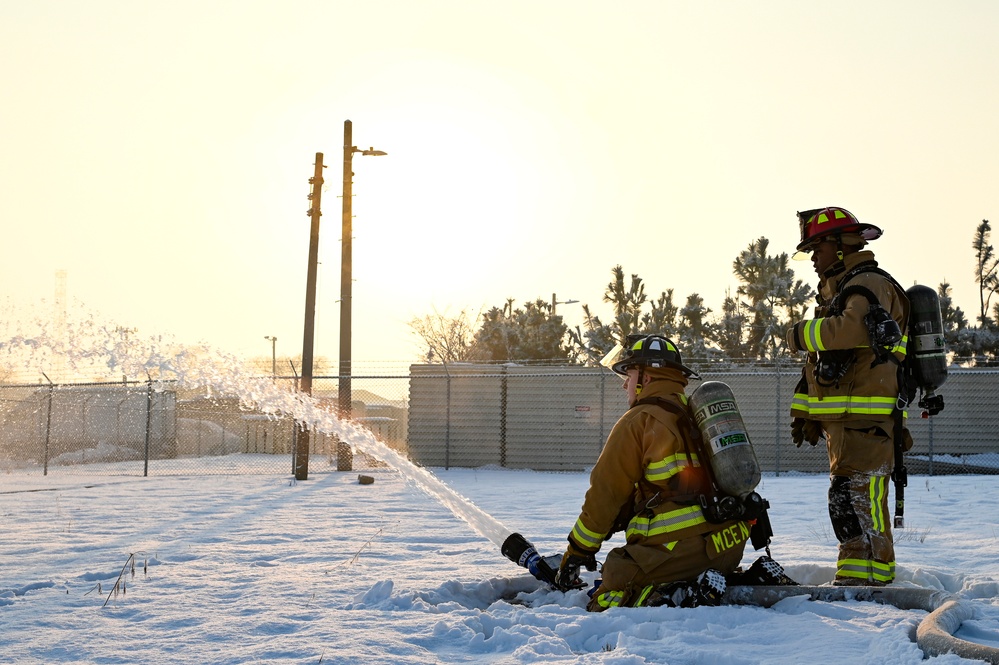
xmin=786 ymin=206 xmax=909 ymax=586
xmin=554 ymin=334 xmax=787 ymax=610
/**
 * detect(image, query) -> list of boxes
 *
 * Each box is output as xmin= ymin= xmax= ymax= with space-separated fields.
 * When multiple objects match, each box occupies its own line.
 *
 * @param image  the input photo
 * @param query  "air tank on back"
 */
xmin=687 ymin=381 xmax=761 ymax=498
xmin=906 ymin=285 xmax=948 ymax=391
xmin=905 ymin=284 xmax=948 ymax=415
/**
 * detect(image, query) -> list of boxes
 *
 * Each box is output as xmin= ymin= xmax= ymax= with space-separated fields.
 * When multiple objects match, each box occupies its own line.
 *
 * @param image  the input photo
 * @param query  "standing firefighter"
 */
xmin=786 ymin=206 xmax=910 ymax=586
xmin=554 ymin=334 xmax=786 ymax=610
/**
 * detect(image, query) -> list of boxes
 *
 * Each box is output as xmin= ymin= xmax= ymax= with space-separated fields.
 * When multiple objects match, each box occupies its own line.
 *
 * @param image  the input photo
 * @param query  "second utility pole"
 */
xmin=337 ymin=120 xmax=355 ymax=472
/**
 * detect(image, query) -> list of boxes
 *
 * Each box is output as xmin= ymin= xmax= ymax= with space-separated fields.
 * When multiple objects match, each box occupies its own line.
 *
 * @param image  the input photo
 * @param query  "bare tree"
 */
xmin=408 ymin=307 xmax=477 ymax=363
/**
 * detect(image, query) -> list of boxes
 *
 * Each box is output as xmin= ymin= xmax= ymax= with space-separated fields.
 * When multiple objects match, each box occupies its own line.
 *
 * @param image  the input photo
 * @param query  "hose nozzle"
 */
xmin=501 ymin=532 xmax=560 ymax=588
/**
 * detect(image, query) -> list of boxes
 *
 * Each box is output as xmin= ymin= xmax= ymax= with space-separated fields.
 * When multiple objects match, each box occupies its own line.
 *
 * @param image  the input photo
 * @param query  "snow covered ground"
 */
xmin=2 ymin=461 xmax=998 ymax=664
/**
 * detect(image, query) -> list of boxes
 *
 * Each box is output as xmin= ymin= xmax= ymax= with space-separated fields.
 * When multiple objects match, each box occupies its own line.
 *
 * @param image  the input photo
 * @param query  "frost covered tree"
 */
xmin=938 ymin=282 xmax=976 ymax=360
xmin=972 ymin=219 xmax=999 ymax=328
xmin=732 ymin=237 xmax=815 ymax=360
xmin=467 ymin=299 xmax=573 ymax=363
xmin=676 ymin=293 xmax=714 ymax=360
xmin=937 ymin=282 xmax=967 ymax=339
xmin=940 ymin=221 xmax=999 ymax=365
xmin=640 ymin=289 xmax=680 ymax=340
xmin=715 ymin=290 xmax=751 ymax=360
xmin=603 ymin=265 xmax=647 ymax=342
xmin=564 ymin=267 xmax=651 ymax=365
xmin=568 ymin=270 xmax=717 ymax=366
xmin=567 ymin=304 xmax=616 ymax=365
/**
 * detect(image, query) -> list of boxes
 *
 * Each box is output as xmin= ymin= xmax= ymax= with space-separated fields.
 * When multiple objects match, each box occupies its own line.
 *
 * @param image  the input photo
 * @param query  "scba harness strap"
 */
xmin=632 ymin=396 xmax=773 ymax=551
xmin=820 ymin=262 xmax=911 ymax=528
xmin=813 ymin=282 xmax=904 ymax=387
xmin=818 ymin=263 xmax=907 ymax=378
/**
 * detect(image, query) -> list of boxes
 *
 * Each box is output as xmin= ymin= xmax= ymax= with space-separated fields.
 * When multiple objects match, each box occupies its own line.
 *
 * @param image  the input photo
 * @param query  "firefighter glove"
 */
xmin=791 ymin=418 xmax=824 ymax=447
xmin=555 ymin=539 xmax=597 ymax=591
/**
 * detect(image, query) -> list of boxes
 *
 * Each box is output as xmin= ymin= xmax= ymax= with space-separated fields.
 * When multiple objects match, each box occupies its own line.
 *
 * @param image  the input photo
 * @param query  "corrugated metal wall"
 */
xmin=407 ymin=364 xmax=999 ymax=474
xmin=504 ymin=367 xmax=619 ymax=470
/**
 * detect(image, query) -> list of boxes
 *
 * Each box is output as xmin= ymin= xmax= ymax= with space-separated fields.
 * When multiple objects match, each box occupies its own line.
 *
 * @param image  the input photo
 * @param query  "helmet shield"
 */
xmin=599 ymin=343 xmax=626 ymax=372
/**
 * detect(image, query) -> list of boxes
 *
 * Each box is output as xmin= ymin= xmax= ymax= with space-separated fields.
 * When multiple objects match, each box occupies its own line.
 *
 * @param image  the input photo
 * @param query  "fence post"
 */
xmin=41 ymin=373 xmax=54 ymax=476
xmin=775 ymin=362 xmax=782 ymax=476
xmin=599 ymin=371 xmax=607 ymax=454
xmin=928 ymin=415 xmax=935 ymax=476
xmin=143 ymin=375 xmax=153 ymax=477
xmin=289 ymin=361 xmax=300 ymax=476
xmin=443 ymin=363 xmax=452 ymax=471
xmin=500 ymin=366 xmax=508 ymax=468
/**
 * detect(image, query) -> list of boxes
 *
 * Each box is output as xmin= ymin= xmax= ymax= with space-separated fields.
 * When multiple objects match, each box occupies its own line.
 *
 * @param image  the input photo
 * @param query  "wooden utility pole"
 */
xmin=335 ymin=120 xmax=386 ymax=471
xmin=294 ymin=152 xmax=325 ymax=480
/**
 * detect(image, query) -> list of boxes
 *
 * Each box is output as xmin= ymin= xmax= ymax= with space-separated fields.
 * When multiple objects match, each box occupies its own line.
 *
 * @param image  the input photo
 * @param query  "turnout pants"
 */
xmin=823 ymin=420 xmax=896 ymax=584
xmin=587 ymin=522 xmax=749 ymax=612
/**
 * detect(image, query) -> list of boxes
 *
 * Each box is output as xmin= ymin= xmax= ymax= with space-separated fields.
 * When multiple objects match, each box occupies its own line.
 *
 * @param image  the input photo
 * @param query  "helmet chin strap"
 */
xmin=822 ymin=236 xmax=848 ymax=279
xmin=635 ymin=368 xmax=648 ymax=396
xmin=635 ymin=368 xmax=663 ymax=396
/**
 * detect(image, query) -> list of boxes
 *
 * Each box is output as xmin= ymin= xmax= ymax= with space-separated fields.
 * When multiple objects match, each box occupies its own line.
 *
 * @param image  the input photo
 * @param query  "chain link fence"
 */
xmin=0 ymin=376 xmax=402 ymax=477
xmin=406 ymin=363 xmax=999 ymax=475
xmin=2 ymin=363 xmax=997 ymax=477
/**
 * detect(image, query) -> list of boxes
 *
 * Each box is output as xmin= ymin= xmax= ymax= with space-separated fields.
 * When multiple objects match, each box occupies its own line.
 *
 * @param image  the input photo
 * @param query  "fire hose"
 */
xmin=724 ymin=585 xmax=997 ymax=664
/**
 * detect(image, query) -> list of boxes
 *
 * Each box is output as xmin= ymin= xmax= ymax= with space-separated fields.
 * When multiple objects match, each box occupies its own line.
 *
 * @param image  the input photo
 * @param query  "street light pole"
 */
xmin=264 ymin=336 xmax=277 ymax=377
xmin=338 ymin=119 xmax=387 ymax=472
xmin=552 ymin=293 xmax=579 ymax=316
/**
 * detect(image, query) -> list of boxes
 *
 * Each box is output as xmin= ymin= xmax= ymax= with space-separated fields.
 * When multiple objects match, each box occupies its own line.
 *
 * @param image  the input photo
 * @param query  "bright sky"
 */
xmin=3 ymin=1 xmax=998 ymax=368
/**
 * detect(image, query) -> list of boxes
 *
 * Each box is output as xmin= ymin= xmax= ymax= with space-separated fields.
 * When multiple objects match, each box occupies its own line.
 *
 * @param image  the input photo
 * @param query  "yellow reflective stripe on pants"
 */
xmin=595 ymin=589 xmax=626 ymax=609
xmin=837 ymin=557 xmax=895 ymax=583
xmin=634 ymin=586 xmax=654 ymax=607
xmin=869 ymin=476 xmax=888 ymax=533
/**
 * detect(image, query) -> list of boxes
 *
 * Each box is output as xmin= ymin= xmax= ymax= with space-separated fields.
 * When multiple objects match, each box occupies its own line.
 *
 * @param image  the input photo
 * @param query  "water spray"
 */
xmin=0 ymin=304 xmax=519 ymax=550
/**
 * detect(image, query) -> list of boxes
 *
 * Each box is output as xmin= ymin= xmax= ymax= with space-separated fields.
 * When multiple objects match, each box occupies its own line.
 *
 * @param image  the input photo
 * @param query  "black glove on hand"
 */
xmin=791 ymin=418 xmax=805 ymax=447
xmin=555 ymin=540 xmax=597 ymax=591
xmin=791 ymin=418 xmax=824 ymax=447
